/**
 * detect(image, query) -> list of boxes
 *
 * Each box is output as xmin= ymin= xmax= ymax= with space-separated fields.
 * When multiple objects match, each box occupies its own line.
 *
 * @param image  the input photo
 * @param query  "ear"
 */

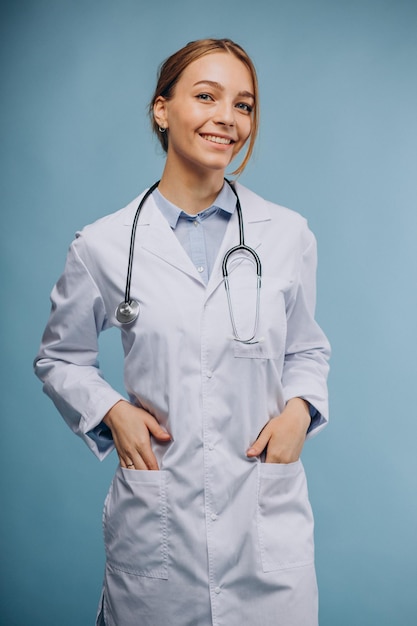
xmin=153 ymin=96 xmax=168 ymax=130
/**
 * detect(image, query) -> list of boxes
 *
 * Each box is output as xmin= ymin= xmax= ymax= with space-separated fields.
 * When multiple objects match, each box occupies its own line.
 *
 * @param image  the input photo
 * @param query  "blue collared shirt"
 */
xmin=152 ymin=183 xmax=236 ymax=284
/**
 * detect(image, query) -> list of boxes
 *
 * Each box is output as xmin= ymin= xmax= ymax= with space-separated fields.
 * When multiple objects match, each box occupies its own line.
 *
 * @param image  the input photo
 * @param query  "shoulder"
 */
xmin=234 ymin=182 xmax=311 ymax=237
xmin=71 ymin=189 xmax=151 ymax=249
xmin=236 ymin=182 xmax=306 ymax=220
xmin=68 ymin=189 xmax=150 ymax=270
xmin=78 ymin=191 xmax=146 ymax=238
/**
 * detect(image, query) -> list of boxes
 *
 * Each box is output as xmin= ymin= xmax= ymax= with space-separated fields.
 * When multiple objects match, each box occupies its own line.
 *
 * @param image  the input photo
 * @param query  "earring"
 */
xmin=158 ymin=126 xmax=166 ymax=133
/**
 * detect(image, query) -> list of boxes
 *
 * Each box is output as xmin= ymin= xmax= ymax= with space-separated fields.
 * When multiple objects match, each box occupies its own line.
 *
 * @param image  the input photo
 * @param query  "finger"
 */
xmin=266 ymin=439 xmax=303 ymax=464
xmin=266 ymin=451 xmax=299 ymax=464
xmin=120 ymin=452 xmax=148 ymax=471
xmin=265 ymin=447 xmax=284 ymax=464
xmin=136 ymin=446 xmax=159 ymax=470
xmin=129 ymin=455 xmax=149 ymax=470
xmin=145 ymin=415 xmax=172 ymax=441
xmin=246 ymin=424 xmax=272 ymax=458
xmin=128 ymin=425 xmax=161 ymax=470
xmin=125 ymin=435 xmax=160 ymax=470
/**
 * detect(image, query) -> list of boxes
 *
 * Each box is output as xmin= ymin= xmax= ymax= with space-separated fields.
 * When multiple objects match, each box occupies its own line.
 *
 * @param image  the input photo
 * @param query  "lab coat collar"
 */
xmin=205 ymin=182 xmax=271 ymax=298
xmin=122 ymin=183 xmax=271 ymax=289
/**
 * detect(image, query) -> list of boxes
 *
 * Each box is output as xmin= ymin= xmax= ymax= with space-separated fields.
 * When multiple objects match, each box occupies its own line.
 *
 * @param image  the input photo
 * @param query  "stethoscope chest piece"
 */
xmin=116 ymin=299 xmax=140 ymax=324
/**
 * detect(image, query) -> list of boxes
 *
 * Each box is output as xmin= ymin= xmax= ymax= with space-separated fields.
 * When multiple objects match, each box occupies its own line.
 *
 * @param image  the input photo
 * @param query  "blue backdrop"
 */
xmin=1 ymin=0 xmax=416 ymax=624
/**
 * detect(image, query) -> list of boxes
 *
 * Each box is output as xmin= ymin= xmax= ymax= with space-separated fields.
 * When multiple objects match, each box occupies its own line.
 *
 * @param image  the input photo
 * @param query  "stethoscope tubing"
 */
xmin=116 ymin=179 xmax=262 ymax=343
xmin=123 ymin=180 xmax=160 ymax=305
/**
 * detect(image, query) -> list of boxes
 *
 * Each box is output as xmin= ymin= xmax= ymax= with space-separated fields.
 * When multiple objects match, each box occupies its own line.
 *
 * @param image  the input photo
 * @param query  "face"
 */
xmin=154 ymin=52 xmax=255 ymax=176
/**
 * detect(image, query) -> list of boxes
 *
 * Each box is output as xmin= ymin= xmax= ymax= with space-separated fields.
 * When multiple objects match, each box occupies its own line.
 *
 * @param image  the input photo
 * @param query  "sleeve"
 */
xmin=34 ymin=239 xmax=125 ymax=459
xmin=282 ymin=226 xmax=331 ymax=438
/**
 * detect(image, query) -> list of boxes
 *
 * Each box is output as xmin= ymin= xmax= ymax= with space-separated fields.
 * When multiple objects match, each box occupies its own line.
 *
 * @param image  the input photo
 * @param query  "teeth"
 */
xmin=202 ymin=134 xmax=232 ymax=145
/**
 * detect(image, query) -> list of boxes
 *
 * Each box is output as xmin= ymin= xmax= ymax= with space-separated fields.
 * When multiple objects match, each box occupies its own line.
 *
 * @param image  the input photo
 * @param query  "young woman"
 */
xmin=35 ymin=38 xmax=330 ymax=626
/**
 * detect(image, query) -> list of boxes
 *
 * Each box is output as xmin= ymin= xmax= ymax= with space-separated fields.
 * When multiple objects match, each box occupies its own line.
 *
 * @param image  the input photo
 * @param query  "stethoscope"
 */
xmin=116 ymin=179 xmax=262 ymax=344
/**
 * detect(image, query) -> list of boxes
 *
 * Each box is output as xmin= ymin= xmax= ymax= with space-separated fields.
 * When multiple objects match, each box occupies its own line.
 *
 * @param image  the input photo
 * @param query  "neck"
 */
xmin=157 ymin=163 xmax=226 ymax=215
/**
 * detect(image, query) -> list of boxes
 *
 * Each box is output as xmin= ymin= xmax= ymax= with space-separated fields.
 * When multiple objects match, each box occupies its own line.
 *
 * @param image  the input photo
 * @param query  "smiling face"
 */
xmin=153 ymin=52 xmax=255 ymax=179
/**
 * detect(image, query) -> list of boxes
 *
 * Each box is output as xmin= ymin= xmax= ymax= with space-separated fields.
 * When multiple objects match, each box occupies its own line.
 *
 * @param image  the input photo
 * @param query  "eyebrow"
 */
xmin=193 ymin=80 xmax=255 ymax=100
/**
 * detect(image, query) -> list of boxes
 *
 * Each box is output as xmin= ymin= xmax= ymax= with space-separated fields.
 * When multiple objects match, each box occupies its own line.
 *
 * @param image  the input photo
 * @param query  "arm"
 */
xmin=34 ymin=239 xmax=125 ymax=459
xmin=35 ymin=238 xmax=171 ymax=465
xmin=247 ymin=226 xmax=330 ymax=463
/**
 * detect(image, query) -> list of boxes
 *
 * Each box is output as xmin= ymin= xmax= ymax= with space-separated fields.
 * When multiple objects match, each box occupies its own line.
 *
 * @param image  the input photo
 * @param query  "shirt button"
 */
xmin=197 ymin=266 xmax=204 ymax=273
xmin=211 ymin=513 xmax=218 ymax=521
xmin=214 ymin=587 xmax=221 ymax=594
xmin=193 ymin=220 xmax=199 ymax=227
xmin=208 ymin=444 xmax=214 ymax=451
xmin=206 ymin=370 xmax=213 ymax=378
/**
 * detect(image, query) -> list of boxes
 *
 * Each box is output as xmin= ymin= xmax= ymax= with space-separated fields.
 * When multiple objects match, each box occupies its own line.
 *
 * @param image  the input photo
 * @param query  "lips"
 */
xmin=200 ymin=134 xmax=234 ymax=145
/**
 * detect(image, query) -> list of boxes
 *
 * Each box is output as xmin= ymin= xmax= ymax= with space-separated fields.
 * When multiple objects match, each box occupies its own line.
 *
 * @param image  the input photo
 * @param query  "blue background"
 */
xmin=1 ymin=0 xmax=416 ymax=624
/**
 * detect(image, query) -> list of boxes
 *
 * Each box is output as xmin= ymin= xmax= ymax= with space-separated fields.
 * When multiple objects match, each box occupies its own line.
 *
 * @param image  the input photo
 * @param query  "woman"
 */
xmin=35 ymin=38 xmax=330 ymax=626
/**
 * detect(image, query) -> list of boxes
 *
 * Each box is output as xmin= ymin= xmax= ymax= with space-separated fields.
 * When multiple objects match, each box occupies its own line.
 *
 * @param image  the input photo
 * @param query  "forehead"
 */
xmin=178 ymin=52 xmax=254 ymax=92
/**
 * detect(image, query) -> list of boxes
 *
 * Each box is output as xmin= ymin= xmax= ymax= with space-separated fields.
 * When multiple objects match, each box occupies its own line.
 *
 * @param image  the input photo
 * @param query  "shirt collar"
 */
xmin=152 ymin=182 xmax=236 ymax=229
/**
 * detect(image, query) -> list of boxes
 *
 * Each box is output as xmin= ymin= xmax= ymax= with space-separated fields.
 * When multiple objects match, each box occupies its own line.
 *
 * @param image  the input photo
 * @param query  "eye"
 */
xmin=196 ymin=93 xmax=214 ymax=101
xmin=236 ymin=102 xmax=253 ymax=113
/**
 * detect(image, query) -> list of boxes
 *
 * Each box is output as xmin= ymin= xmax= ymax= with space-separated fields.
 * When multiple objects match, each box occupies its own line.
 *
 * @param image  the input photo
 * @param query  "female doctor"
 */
xmin=35 ymin=38 xmax=330 ymax=626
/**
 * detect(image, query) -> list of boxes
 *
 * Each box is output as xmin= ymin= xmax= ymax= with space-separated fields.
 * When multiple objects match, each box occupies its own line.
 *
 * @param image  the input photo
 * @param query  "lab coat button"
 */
xmin=211 ymin=513 xmax=218 ymax=521
xmin=214 ymin=586 xmax=221 ymax=594
xmin=206 ymin=370 xmax=213 ymax=378
xmin=208 ymin=444 xmax=214 ymax=450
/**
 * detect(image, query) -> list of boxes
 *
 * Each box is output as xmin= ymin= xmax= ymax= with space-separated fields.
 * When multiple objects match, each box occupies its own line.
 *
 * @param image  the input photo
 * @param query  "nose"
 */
xmin=213 ymin=100 xmax=235 ymax=127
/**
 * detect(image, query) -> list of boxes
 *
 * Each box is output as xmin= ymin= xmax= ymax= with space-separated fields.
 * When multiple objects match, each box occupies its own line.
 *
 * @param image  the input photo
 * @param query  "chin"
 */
xmin=202 ymin=154 xmax=235 ymax=171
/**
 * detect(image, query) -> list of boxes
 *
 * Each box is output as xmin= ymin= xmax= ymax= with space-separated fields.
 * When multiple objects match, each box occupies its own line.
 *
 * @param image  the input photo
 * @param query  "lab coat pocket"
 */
xmin=103 ymin=467 xmax=168 ymax=579
xmin=230 ymin=280 xmax=287 ymax=360
xmin=257 ymin=460 xmax=314 ymax=572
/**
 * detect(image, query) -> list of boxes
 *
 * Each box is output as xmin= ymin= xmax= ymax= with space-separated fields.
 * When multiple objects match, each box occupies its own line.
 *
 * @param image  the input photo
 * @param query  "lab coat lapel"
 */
xmin=205 ymin=183 xmax=271 ymax=300
xmin=124 ymin=192 xmax=205 ymax=283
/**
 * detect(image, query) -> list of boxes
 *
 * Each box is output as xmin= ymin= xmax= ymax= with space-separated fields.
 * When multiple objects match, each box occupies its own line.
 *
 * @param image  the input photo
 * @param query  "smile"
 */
xmin=200 ymin=134 xmax=233 ymax=145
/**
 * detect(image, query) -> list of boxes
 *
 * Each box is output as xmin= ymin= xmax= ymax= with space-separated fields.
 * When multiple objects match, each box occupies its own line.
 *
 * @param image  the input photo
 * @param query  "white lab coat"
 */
xmin=35 ymin=183 xmax=330 ymax=626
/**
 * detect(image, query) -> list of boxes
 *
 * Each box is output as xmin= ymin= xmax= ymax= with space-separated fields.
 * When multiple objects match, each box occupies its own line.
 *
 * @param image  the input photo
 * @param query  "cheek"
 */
xmin=235 ymin=124 xmax=252 ymax=153
xmin=240 ymin=116 xmax=253 ymax=140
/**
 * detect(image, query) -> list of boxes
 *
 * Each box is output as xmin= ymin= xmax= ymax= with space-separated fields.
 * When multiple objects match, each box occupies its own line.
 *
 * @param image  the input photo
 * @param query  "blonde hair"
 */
xmin=149 ymin=38 xmax=259 ymax=176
